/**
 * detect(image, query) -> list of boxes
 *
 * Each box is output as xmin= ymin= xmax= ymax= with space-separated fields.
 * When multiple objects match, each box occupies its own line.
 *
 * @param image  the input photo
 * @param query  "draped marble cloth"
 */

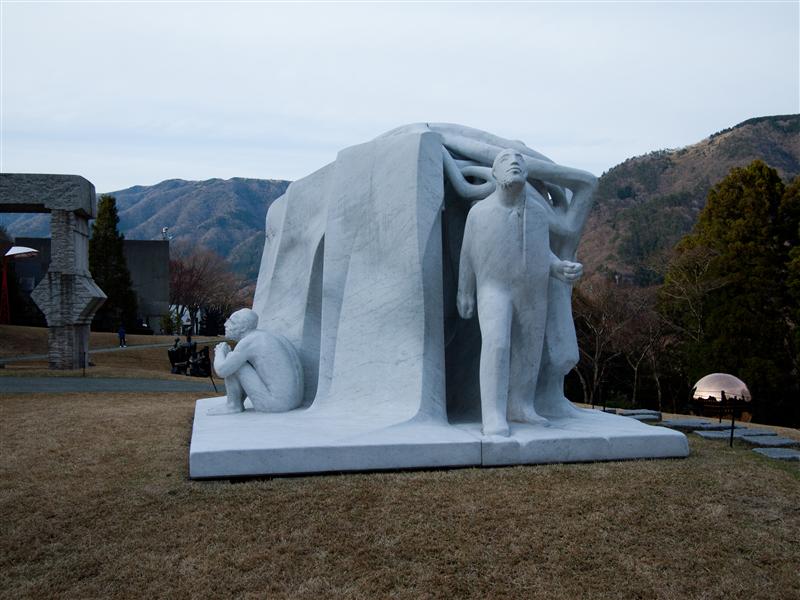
xmin=252 ymin=131 xmax=448 ymax=429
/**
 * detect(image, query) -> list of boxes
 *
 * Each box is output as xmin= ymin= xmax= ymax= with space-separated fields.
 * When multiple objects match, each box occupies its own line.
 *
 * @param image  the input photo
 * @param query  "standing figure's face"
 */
xmin=492 ymin=150 xmax=527 ymax=188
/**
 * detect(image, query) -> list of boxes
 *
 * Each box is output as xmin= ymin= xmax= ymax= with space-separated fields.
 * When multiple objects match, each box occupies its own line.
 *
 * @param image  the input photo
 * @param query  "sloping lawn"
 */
xmin=1 ymin=391 xmax=798 ymax=599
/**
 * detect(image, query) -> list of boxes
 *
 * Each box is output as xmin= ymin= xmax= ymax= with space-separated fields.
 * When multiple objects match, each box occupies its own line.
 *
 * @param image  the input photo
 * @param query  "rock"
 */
xmin=659 ymin=418 xmax=743 ymax=431
xmin=624 ymin=414 xmax=661 ymax=422
xmin=752 ymin=448 xmax=800 ymax=461
xmin=740 ymin=435 xmax=799 ymax=448
xmin=618 ymin=409 xmax=661 ymax=417
xmin=694 ymin=429 xmax=777 ymax=440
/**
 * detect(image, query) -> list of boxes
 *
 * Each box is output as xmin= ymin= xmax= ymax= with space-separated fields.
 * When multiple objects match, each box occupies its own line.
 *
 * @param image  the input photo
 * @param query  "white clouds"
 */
xmin=2 ymin=2 xmax=797 ymax=190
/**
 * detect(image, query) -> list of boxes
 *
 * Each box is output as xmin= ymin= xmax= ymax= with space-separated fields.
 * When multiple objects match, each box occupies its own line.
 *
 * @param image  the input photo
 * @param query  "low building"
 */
xmin=14 ymin=237 xmax=169 ymax=330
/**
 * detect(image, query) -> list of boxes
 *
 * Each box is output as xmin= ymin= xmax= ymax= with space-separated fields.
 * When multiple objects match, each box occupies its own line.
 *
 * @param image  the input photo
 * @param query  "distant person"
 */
xmin=181 ymin=334 xmax=196 ymax=356
xmin=118 ymin=325 xmax=127 ymax=348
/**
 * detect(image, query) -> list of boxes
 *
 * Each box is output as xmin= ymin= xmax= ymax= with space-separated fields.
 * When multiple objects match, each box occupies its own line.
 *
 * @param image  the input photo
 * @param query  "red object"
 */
xmin=0 ymin=246 xmax=39 ymax=325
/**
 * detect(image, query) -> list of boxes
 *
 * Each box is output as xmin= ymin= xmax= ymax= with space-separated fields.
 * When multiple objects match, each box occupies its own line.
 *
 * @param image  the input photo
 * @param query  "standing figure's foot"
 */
xmin=207 ymin=402 xmax=245 ymax=416
xmin=482 ymin=422 xmax=510 ymax=437
xmin=508 ymin=404 xmax=550 ymax=427
xmin=536 ymin=397 xmax=580 ymax=418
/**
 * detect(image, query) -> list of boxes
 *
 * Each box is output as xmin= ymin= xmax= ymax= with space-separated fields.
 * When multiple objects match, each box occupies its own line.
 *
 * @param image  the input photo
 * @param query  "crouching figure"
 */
xmin=208 ymin=308 xmax=304 ymax=415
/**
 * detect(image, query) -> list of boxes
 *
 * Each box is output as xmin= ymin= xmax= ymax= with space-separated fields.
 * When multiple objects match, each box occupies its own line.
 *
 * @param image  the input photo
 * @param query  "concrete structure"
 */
xmin=14 ymin=237 xmax=169 ymax=330
xmin=0 ymin=174 xmax=106 ymax=369
xmin=189 ymin=124 xmax=689 ymax=478
xmin=106 ymin=239 xmax=169 ymax=329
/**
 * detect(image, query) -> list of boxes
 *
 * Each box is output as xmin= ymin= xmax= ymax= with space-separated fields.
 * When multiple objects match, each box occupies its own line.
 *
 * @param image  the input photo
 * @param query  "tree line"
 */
xmin=571 ymin=160 xmax=799 ymax=427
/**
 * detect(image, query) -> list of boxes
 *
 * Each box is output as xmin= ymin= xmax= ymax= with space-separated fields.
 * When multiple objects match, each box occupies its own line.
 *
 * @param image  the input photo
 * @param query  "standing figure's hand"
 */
xmin=551 ymin=260 xmax=583 ymax=283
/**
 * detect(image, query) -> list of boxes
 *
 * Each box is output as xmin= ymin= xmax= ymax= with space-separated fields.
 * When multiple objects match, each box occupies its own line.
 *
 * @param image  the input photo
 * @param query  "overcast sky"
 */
xmin=1 ymin=1 xmax=798 ymax=193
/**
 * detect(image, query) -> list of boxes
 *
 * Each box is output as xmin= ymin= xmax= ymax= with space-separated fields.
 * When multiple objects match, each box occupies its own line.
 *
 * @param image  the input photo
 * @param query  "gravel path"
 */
xmin=0 ymin=341 xmax=202 ymax=365
xmin=0 ymin=376 xmax=223 ymax=394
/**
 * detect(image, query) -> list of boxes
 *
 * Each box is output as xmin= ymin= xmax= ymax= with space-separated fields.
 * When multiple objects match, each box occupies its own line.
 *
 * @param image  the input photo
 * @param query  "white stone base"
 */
xmin=189 ymin=397 xmax=689 ymax=478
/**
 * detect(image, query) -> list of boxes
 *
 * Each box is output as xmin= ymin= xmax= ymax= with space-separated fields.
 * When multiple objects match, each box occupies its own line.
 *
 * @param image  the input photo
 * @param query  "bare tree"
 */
xmin=616 ymin=287 xmax=663 ymax=408
xmin=170 ymin=245 xmax=245 ymax=334
xmin=572 ymin=277 xmax=633 ymax=407
xmin=659 ymin=244 xmax=726 ymax=343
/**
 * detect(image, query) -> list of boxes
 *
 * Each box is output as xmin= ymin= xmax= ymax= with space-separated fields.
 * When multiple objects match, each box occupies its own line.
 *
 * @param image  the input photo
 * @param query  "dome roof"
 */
xmin=692 ymin=373 xmax=751 ymax=402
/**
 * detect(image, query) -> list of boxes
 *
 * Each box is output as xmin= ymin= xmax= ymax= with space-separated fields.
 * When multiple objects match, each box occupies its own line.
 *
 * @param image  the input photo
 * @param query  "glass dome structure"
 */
xmin=692 ymin=373 xmax=751 ymax=402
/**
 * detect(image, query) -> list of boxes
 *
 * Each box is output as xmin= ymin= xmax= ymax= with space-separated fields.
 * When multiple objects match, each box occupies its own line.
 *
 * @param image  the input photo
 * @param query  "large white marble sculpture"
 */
xmin=189 ymin=123 xmax=688 ymax=478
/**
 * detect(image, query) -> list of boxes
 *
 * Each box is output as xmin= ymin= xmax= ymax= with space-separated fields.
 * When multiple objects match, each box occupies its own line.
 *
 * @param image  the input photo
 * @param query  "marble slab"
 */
xmin=752 ymin=448 xmax=800 ymax=461
xmin=190 ymin=398 xmax=689 ymax=478
xmin=660 ymin=419 xmax=744 ymax=431
xmin=694 ymin=429 xmax=777 ymax=440
xmin=740 ymin=435 xmax=799 ymax=447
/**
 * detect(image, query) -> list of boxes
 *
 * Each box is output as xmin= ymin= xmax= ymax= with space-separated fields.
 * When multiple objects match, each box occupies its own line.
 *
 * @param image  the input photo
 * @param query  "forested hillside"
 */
xmin=580 ymin=115 xmax=800 ymax=284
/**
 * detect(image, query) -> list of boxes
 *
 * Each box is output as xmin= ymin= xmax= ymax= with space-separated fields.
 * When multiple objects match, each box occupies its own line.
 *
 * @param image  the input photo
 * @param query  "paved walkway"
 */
xmin=0 ymin=376 xmax=223 ymax=394
xmin=0 ymin=340 xmax=215 ymax=365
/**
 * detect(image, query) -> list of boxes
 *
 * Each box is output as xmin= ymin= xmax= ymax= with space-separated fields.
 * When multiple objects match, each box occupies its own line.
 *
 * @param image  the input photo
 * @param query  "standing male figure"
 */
xmin=457 ymin=149 xmax=583 ymax=436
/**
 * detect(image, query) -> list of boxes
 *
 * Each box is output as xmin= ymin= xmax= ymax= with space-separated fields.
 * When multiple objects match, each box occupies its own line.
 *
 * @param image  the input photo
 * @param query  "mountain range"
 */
xmin=2 ymin=177 xmax=289 ymax=281
xmin=3 ymin=114 xmax=798 ymax=284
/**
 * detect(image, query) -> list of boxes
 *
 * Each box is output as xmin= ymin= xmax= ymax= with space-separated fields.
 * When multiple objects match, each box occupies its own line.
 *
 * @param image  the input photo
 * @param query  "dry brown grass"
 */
xmin=1 ymin=391 xmax=798 ymax=600
xmin=0 ymin=325 xmax=219 ymax=379
xmin=0 ymin=324 xmax=218 ymax=358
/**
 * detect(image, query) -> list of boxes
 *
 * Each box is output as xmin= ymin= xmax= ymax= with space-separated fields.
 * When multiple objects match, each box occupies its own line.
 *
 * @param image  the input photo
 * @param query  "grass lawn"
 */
xmin=0 ymin=324 xmax=204 ymax=357
xmin=1 ymin=325 xmax=798 ymax=598
xmin=1 ymin=389 xmax=798 ymax=599
xmin=0 ymin=325 xmax=219 ymax=380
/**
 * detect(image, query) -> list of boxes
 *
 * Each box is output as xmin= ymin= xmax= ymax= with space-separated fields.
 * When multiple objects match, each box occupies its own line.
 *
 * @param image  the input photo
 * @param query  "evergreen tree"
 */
xmin=89 ymin=195 xmax=138 ymax=331
xmin=660 ymin=161 xmax=799 ymax=425
xmin=781 ymin=177 xmax=800 ymax=384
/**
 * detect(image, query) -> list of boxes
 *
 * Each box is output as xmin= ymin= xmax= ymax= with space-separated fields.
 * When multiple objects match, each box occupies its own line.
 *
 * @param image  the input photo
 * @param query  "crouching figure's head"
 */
xmin=224 ymin=308 xmax=259 ymax=341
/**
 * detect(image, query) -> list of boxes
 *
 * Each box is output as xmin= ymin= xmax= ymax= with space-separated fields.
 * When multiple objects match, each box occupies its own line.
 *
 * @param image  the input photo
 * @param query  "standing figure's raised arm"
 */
xmin=442 ymin=147 xmax=495 ymax=201
xmin=523 ymin=157 xmax=598 ymax=257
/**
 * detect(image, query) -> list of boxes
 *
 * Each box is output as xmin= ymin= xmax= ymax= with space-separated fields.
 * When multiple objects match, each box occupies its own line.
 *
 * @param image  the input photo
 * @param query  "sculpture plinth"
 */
xmin=189 ymin=125 xmax=688 ymax=478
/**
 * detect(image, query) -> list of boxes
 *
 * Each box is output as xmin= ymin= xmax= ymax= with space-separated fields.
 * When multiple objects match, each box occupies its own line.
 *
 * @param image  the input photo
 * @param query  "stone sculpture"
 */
xmin=210 ymin=308 xmax=303 ymax=415
xmin=457 ymin=149 xmax=583 ymax=436
xmin=189 ymin=123 xmax=689 ymax=478
xmin=0 ymin=174 xmax=106 ymax=369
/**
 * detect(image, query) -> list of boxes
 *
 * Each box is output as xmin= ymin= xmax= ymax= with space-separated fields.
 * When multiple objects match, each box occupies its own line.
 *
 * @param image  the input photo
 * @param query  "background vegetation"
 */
xmin=88 ymin=195 xmax=138 ymax=332
xmin=573 ymin=161 xmax=799 ymax=427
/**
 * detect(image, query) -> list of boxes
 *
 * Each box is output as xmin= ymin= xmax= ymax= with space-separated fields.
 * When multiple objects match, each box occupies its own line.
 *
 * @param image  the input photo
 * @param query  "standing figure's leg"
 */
xmin=207 ymin=371 xmax=246 ymax=415
xmin=477 ymin=289 xmax=513 ymax=436
xmin=507 ymin=288 xmax=549 ymax=425
xmin=535 ymin=278 xmax=580 ymax=417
